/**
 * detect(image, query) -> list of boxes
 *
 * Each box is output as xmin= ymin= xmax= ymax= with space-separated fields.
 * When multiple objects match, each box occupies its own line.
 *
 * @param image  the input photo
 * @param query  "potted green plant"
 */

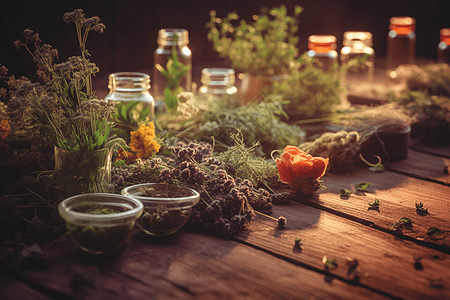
xmin=207 ymin=5 xmax=302 ymax=103
xmin=207 ymin=6 xmax=361 ymax=118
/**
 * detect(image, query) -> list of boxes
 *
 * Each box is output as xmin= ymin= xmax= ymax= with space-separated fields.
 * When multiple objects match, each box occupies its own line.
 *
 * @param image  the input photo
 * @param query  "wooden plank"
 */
xmin=0 ymin=275 xmax=54 ymax=300
xmin=410 ymin=140 xmax=450 ymax=158
xmin=235 ymin=202 xmax=450 ymax=300
xmin=386 ymin=149 xmax=450 ymax=185
xmin=280 ymin=165 xmax=450 ymax=249
xmin=18 ymin=229 xmax=390 ymax=300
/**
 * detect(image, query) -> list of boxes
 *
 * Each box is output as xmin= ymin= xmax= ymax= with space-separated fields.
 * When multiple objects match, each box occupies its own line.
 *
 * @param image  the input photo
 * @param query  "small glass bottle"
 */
xmin=198 ymin=68 xmax=237 ymax=102
xmin=340 ymin=31 xmax=375 ymax=82
xmin=105 ymin=72 xmax=154 ymax=140
xmin=307 ymin=34 xmax=338 ymax=71
xmin=153 ymin=28 xmax=192 ymax=102
xmin=386 ymin=16 xmax=416 ymax=70
xmin=437 ymin=28 xmax=450 ymax=63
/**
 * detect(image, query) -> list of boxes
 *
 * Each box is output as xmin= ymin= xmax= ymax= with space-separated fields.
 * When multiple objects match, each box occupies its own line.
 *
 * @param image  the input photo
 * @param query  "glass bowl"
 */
xmin=58 ymin=193 xmax=143 ymax=254
xmin=121 ymin=183 xmax=200 ymax=236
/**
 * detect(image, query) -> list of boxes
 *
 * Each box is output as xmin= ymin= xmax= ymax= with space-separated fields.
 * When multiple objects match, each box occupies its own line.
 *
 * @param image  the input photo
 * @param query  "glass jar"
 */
xmin=340 ymin=31 xmax=375 ymax=82
xmin=153 ymin=28 xmax=192 ymax=102
xmin=198 ymin=68 xmax=237 ymax=102
xmin=386 ymin=16 xmax=416 ymax=70
xmin=105 ymin=72 xmax=154 ymax=140
xmin=437 ymin=28 xmax=450 ymax=63
xmin=307 ymin=34 xmax=338 ymax=71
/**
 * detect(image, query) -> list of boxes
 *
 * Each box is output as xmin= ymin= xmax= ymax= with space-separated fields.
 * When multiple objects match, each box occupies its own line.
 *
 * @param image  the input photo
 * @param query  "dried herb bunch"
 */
xmin=331 ymin=103 xmax=417 ymax=132
xmin=387 ymin=63 xmax=450 ymax=144
xmin=12 ymin=9 xmax=124 ymax=151
xmin=207 ymin=5 xmax=302 ymax=76
xmin=159 ymin=94 xmax=306 ymax=157
xmin=112 ymin=137 xmax=291 ymax=238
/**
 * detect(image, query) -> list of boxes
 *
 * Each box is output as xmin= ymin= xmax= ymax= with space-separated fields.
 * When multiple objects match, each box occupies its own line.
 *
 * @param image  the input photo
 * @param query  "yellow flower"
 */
xmin=0 ymin=119 xmax=11 ymax=140
xmin=129 ymin=122 xmax=161 ymax=159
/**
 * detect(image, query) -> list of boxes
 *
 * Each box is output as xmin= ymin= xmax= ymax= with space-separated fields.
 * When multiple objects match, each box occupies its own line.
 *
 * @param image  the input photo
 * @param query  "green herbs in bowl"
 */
xmin=121 ymin=183 xmax=200 ymax=236
xmin=58 ymin=193 xmax=143 ymax=254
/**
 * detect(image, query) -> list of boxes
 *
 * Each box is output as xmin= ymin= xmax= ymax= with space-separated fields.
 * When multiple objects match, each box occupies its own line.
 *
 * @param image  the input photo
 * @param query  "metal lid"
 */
xmin=157 ymin=28 xmax=189 ymax=46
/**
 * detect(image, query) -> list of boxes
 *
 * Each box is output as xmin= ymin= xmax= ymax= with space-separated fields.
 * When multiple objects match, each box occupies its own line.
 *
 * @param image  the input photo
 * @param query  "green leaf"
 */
xmin=339 ymin=188 xmax=352 ymax=196
xmin=368 ymin=197 xmax=380 ymax=207
xmin=390 ymin=217 xmax=413 ymax=230
xmin=427 ymin=227 xmax=442 ymax=237
xmin=356 ymin=182 xmax=371 ymax=191
xmin=322 ymin=255 xmax=337 ymax=269
xmin=399 ymin=217 xmax=413 ymax=225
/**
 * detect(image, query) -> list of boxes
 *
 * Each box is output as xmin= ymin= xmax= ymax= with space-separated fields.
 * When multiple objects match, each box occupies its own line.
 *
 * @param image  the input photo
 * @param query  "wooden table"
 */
xmin=1 ymin=141 xmax=449 ymax=300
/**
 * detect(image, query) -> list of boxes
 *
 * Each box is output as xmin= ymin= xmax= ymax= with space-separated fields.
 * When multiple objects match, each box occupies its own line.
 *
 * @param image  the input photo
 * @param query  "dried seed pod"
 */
xmin=299 ymin=130 xmax=361 ymax=168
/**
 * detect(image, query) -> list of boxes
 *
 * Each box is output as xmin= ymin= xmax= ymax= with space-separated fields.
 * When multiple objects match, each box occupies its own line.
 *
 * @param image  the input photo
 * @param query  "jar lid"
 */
xmin=308 ymin=35 xmax=337 ymax=52
xmin=343 ymin=31 xmax=373 ymax=47
xmin=201 ymin=68 xmax=235 ymax=86
xmin=389 ymin=17 xmax=416 ymax=34
xmin=440 ymin=28 xmax=450 ymax=37
xmin=389 ymin=16 xmax=415 ymax=26
xmin=157 ymin=28 xmax=189 ymax=46
xmin=108 ymin=72 xmax=150 ymax=91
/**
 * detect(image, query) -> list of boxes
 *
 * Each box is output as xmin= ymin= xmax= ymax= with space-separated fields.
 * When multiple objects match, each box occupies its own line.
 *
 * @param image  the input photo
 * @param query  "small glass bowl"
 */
xmin=121 ymin=183 xmax=200 ymax=236
xmin=58 ymin=193 xmax=143 ymax=254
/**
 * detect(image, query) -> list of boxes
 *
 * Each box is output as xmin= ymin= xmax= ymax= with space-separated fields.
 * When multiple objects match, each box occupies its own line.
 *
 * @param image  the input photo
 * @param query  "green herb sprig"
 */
xmin=339 ymin=182 xmax=372 ymax=198
xmin=390 ymin=217 xmax=413 ymax=230
xmin=368 ymin=197 xmax=380 ymax=210
xmin=415 ymin=202 xmax=429 ymax=214
xmin=155 ymin=46 xmax=190 ymax=111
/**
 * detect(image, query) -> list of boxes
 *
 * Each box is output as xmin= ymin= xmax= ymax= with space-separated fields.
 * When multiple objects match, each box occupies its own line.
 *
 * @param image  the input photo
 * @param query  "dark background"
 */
xmin=1 ymin=0 xmax=449 ymax=94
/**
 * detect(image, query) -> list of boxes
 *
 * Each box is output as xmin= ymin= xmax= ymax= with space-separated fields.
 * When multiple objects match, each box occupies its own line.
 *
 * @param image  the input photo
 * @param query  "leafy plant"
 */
xmin=155 ymin=46 xmax=190 ymax=111
xmin=112 ymin=100 xmax=152 ymax=141
xmin=207 ymin=5 xmax=302 ymax=77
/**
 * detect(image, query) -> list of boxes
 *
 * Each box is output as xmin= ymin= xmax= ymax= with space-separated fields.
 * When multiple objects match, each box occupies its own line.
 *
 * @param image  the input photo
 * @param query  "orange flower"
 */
xmin=276 ymin=145 xmax=329 ymax=186
xmin=129 ymin=122 xmax=161 ymax=159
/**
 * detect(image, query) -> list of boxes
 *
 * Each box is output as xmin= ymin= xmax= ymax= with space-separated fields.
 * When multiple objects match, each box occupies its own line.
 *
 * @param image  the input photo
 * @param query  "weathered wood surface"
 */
xmin=1 ymin=275 xmax=53 ymax=300
xmin=279 ymin=165 xmax=450 ymax=249
xmin=235 ymin=203 xmax=450 ymax=300
xmin=386 ymin=149 xmax=450 ymax=185
xmin=410 ymin=140 xmax=450 ymax=159
xmin=4 ymin=230 xmax=391 ymax=300
xmin=1 ymin=144 xmax=449 ymax=300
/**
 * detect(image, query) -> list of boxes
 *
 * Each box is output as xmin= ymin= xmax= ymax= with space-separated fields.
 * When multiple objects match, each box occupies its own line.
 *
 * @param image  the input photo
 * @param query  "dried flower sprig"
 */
xmin=13 ymin=9 xmax=124 ymax=152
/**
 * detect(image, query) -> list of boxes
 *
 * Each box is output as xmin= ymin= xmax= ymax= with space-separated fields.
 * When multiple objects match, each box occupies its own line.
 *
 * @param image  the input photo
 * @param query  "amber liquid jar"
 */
xmin=307 ymin=35 xmax=338 ymax=72
xmin=340 ymin=31 xmax=375 ymax=82
xmin=386 ymin=16 xmax=416 ymax=70
xmin=153 ymin=28 xmax=192 ymax=102
xmin=437 ymin=28 xmax=450 ymax=63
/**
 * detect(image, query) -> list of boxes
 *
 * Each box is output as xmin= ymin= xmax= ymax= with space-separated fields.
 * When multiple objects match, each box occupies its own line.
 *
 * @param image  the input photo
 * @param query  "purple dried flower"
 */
xmin=93 ymin=23 xmax=106 ymax=34
xmin=22 ymin=28 xmax=34 ymax=39
xmin=0 ymin=64 xmax=8 ymax=76
xmin=63 ymin=9 xmax=85 ymax=24
xmin=30 ymin=33 xmax=41 ymax=44
xmin=83 ymin=16 xmax=100 ymax=28
xmin=13 ymin=39 xmax=22 ymax=50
